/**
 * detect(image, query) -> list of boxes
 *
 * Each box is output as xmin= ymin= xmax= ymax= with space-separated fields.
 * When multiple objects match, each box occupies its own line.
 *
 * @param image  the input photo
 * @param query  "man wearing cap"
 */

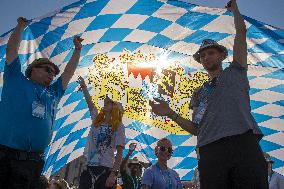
xmin=0 ymin=17 xmax=83 ymax=188
xmin=150 ymin=0 xmax=267 ymax=188
xmin=120 ymin=143 xmax=144 ymax=189
xmin=264 ymin=153 xmax=284 ymax=189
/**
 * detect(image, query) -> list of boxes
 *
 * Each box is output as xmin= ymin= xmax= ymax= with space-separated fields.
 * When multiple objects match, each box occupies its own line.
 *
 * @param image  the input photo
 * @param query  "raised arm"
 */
xmin=226 ymin=0 xmax=247 ymax=68
xmin=61 ymin=36 xmax=84 ymax=90
xmin=120 ymin=143 xmax=136 ymax=172
xmin=77 ymin=76 xmax=96 ymax=114
xmin=6 ymin=17 xmax=28 ymax=64
xmin=149 ymin=98 xmax=198 ymax=136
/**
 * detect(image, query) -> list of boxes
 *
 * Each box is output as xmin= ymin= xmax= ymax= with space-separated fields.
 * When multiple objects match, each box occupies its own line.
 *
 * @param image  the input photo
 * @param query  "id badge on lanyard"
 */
xmin=32 ymin=88 xmax=47 ymax=119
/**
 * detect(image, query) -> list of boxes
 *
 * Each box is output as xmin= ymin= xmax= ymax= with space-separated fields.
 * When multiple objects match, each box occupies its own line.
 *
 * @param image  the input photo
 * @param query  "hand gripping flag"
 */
xmin=0 ymin=0 xmax=283 ymax=179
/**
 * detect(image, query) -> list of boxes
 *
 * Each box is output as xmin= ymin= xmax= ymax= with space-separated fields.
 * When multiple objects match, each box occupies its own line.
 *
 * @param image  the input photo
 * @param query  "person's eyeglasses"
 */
xmin=159 ymin=146 xmax=173 ymax=154
xmin=36 ymin=66 xmax=56 ymax=76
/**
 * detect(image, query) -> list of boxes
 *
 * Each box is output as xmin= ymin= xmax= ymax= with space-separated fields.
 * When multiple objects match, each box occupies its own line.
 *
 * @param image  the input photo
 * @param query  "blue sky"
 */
xmin=0 ymin=0 xmax=283 ymax=35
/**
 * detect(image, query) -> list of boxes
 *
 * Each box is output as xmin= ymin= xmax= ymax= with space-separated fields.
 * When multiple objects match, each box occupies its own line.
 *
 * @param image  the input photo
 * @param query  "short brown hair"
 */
xmin=25 ymin=58 xmax=60 ymax=78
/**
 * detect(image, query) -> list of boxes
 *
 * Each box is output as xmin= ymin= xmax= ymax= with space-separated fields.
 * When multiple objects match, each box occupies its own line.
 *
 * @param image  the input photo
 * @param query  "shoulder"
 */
xmin=145 ymin=165 xmax=156 ymax=173
xmin=169 ymin=169 xmax=179 ymax=177
xmin=226 ymin=61 xmax=247 ymax=71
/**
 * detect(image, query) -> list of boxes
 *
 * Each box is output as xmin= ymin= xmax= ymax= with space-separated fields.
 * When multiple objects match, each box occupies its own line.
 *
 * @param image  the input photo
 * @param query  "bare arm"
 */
xmin=120 ymin=143 xmax=135 ymax=171
xmin=168 ymin=110 xmax=198 ymax=136
xmin=77 ymin=76 xmax=96 ymax=114
xmin=61 ymin=36 xmax=84 ymax=90
xmin=112 ymin=145 xmax=124 ymax=173
xmin=150 ymin=98 xmax=198 ymax=135
xmin=6 ymin=17 xmax=28 ymax=64
xmin=227 ymin=0 xmax=247 ymax=68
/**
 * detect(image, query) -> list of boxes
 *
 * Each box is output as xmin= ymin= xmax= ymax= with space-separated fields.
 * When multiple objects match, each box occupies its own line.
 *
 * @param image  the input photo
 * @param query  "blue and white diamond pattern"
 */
xmin=0 ymin=0 xmax=283 ymax=179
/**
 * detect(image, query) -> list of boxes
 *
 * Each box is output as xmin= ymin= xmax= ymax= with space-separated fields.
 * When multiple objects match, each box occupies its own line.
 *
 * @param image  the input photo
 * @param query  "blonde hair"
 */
xmin=93 ymin=101 xmax=123 ymax=132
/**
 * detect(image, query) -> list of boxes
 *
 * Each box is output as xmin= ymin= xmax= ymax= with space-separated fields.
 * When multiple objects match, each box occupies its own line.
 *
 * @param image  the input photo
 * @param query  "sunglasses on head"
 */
xmin=159 ymin=146 xmax=173 ymax=154
xmin=202 ymin=39 xmax=216 ymax=46
xmin=36 ymin=65 xmax=56 ymax=76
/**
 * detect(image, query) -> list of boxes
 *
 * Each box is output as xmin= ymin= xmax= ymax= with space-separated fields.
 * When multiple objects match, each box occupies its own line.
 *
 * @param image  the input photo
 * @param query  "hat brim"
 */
xmin=193 ymin=44 xmax=228 ymax=63
xmin=25 ymin=60 xmax=60 ymax=78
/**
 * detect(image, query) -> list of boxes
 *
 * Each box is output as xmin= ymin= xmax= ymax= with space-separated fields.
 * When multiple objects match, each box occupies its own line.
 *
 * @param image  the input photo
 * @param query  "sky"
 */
xmin=0 ymin=0 xmax=283 ymax=35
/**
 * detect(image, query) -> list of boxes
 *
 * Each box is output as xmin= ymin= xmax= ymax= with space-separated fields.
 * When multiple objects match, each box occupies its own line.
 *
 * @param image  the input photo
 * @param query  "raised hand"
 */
xmin=77 ymin=76 xmax=87 ymax=92
xmin=73 ymin=36 xmax=84 ymax=50
xmin=149 ymin=98 xmax=173 ymax=117
xmin=128 ymin=143 xmax=137 ymax=155
xmin=225 ymin=0 xmax=238 ymax=13
xmin=17 ymin=17 xmax=29 ymax=28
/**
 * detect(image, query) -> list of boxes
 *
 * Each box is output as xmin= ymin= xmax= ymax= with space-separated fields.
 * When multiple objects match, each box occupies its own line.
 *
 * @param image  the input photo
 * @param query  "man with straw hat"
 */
xmin=149 ymin=0 xmax=267 ymax=188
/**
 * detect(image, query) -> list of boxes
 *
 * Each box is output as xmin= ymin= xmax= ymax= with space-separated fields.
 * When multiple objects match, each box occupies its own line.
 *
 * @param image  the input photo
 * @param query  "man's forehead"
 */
xmin=42 ymin=64 xmax=56 ymax=72
xmin=200 ymin=47 xmax=219 ymax=54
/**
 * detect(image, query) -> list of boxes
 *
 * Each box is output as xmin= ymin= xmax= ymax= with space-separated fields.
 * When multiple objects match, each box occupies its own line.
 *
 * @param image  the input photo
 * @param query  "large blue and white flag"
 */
xmin=0 ymin=0 xmax=283 ymax=180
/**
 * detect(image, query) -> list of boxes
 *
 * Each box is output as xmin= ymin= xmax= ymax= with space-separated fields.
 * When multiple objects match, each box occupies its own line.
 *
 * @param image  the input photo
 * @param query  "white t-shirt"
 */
xmin=84 ymin=110 xmax=125 ymax=168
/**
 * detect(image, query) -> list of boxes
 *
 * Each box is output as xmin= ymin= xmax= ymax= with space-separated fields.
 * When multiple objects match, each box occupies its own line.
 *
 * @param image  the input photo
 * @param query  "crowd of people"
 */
xmin=0 ymin=0 xmax=283 ymax=188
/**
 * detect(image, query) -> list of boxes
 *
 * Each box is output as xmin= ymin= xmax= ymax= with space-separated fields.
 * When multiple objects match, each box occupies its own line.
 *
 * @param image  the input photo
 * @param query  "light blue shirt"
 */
xmin=142 ymin=164 xmax=183 ymax=189
xmin=0 ymin=57 xmax=65 ymax=151
xmin=269 ymin=172 xmax=284 ymax=189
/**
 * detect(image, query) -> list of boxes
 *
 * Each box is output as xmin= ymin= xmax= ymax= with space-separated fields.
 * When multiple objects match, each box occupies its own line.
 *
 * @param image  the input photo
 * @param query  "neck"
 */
xmin=208 ymin=68 xmax=222 ymax=80
xmin=157 ymin=160 xmax=167 ymax=170
xmin=30 ymin=77 xmax=48 ymax=88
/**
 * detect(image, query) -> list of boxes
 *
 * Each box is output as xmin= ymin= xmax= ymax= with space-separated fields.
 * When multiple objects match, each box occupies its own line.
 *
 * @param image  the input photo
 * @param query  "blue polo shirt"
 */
xmin=0 ymin=57 xmax=65 ymax=152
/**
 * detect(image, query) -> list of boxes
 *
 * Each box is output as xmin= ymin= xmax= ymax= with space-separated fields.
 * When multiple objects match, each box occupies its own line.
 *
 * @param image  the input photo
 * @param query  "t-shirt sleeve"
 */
xmin=227 ymin=61 xmax=249 ymax=89
xmin=142 ymin=168 xmax=154 ymax=187
xmin=115 ymin=124 xmax=125 ymax=147
xmin=50 ymin=76 xmax=65 ymax=100
xmin=229 ymin=60 xmax=247 ymax=70
xmin=4 ymin=57 xmax=22 ymax=80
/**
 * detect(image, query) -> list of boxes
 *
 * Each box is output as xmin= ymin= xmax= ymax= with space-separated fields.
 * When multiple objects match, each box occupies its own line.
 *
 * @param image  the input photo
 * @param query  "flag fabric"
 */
xmin=0 ymin=0 xmax=283 ymax=180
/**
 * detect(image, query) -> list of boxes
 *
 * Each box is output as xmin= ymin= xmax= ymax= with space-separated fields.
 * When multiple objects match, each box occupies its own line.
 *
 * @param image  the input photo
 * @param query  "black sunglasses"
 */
xmin=159 ymin=146 xmax=173 ymax=154
xmin=36 ymin=65 xmax=56 ymax=76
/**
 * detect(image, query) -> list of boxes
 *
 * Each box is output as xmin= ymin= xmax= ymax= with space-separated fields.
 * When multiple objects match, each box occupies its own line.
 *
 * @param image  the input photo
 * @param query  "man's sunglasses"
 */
xmin=159 ymin=146 xmax=173 ymax=154
xmin=35 ymin=65 xmax=56 ymax=76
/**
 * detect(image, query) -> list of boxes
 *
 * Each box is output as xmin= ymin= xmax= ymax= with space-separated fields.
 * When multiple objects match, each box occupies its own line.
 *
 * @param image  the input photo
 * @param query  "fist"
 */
xmin=73 ymin=36 xmax=84 ymax=50
xmin=17 ymin=17 xmax=29 ymax=28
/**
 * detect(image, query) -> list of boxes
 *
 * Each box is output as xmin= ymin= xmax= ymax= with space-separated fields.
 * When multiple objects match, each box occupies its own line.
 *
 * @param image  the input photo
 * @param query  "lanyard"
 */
xmin=130 ymin=175 xmax=139 ymax=189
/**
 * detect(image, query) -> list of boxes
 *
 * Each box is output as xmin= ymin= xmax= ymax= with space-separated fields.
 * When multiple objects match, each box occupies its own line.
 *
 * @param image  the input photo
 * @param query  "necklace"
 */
xmin=130 ymin=175 xmax=139 ymax=189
